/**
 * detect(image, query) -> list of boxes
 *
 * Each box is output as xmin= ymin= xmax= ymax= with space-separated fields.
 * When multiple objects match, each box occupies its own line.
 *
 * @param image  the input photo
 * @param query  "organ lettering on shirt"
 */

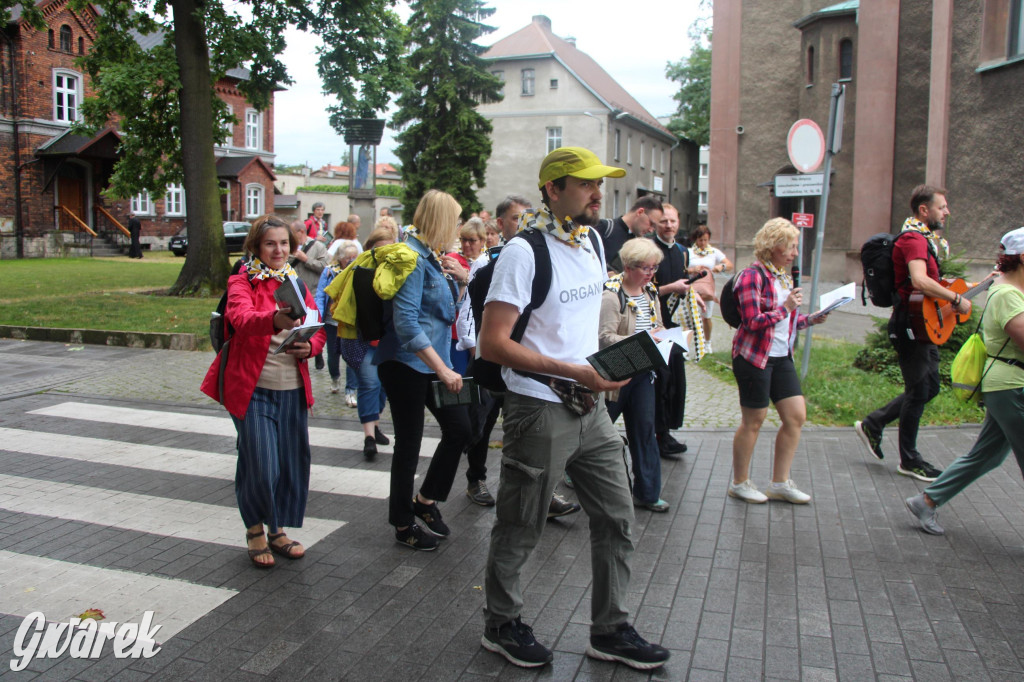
xmin=558 ymin=282 xmax=603 ymax=303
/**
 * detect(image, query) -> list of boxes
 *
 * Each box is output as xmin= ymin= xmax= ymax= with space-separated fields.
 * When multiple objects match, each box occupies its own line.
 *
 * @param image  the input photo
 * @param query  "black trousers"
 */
xmin=378 ymin=361 xmax=472 ymax=527
xmin=865 ymin=334 xmax=941 ymax=466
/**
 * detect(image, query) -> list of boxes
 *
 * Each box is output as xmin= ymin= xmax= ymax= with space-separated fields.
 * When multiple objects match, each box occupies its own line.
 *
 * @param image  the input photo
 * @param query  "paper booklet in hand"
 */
xmin=272 ymin=275 xmax=323 ymax=354
xmin=430 ymin=377 xmax=483 ymax=407
xmin=812 ymin=282 xmax=855 ymax=319
xmin=587 ymin=328 xmax=692 ymax=382
xmin=273 ymin=275 xmax=308 ymax=321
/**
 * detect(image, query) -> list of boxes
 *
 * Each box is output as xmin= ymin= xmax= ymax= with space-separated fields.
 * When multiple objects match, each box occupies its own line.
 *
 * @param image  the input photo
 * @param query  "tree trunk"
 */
xmin=169 ymin=0 xmax=229 ymax=296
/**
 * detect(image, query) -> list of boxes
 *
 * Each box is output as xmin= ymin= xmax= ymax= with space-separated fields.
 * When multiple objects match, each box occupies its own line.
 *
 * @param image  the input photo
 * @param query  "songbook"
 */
xmin=273 ymin=275 xmax=310 ymax=321
xmin=272 ymin=322 xmax=324 ymax=354
xmin=431 ymin=377 xmax=482 ymax=407
xmin=813 ymin=282 xmax=856 ymax=318
xmin=587 ymin=331 xmax=668 ymax=382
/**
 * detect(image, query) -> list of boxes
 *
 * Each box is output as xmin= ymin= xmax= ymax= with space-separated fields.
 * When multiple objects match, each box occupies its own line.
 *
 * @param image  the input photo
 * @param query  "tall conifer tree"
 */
xmin=392 ymin=0 xmax=503 ymax=216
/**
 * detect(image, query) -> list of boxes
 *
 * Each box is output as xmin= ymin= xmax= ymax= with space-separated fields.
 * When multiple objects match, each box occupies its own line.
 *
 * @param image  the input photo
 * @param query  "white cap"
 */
xmin=1001 ymin=227 xmax=1024 ymax=255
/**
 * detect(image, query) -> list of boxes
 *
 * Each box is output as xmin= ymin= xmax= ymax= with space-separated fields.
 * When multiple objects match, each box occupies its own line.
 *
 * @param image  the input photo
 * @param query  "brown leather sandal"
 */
xmin=246 ymin=529 xmax=274 ymax=569
xmin=267 ymin=532 xmax=305 ymax=559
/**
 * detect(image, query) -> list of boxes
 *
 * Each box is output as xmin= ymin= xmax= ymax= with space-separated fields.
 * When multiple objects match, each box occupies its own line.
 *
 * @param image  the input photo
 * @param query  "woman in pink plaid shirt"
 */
xmin=728 ymin=218 xmax=829 ymax=505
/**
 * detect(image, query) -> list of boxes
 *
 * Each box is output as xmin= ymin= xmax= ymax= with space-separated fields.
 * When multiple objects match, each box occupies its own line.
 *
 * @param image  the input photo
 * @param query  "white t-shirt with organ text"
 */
xmin=484 ymin=230 xmax=607 ymax=402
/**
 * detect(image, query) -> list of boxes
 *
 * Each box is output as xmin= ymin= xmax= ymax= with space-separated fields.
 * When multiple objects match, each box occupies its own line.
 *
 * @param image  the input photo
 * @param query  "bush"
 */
xmin=852 ymin=309 xmax=980 ymax=388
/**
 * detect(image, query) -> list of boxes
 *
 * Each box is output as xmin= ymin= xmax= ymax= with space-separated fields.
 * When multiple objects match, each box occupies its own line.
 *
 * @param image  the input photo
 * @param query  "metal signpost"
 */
xmin=799 ymin=83 xmax=846 ymax=379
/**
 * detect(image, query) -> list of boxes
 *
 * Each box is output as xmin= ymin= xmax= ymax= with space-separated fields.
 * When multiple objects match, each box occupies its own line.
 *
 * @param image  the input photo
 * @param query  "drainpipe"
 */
xmin=0 ymin=28 xmax=24 ymax=258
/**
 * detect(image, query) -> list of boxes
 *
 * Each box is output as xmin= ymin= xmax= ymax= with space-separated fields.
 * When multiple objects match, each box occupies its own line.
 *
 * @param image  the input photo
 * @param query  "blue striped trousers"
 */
xmin=231 ymin=387 xmax=311 ymax=530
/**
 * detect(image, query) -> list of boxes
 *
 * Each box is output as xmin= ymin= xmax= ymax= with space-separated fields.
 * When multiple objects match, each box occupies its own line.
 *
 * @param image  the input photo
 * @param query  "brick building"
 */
xmin=0 ymin=0 xmax=277 ymax=258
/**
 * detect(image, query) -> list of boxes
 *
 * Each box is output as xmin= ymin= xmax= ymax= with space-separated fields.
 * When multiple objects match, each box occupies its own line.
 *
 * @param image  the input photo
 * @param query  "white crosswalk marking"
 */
xmin=0 ymin=426 xmax=394 ymax=499
xmin=29 ymin=402 xmax=443 ymax=456
xmin=0 ymin=550 xmax=236 ymax=643
xmin=0 ymin=473 xmax=344 ymax=548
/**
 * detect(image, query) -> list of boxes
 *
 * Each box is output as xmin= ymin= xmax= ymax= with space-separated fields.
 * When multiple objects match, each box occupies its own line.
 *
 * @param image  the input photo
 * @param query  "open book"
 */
xmin=587 ymin=328 xmax=692 ymax=382
xmin=272 ymin=322 xmax=324 ymax=354
xmin=812 ymin=282 xmax=856 ymax=319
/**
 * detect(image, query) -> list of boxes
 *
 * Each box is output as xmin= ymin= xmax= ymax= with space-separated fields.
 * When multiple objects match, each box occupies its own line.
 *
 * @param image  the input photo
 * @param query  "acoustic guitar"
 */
xmin=907 ymin=277 xmax=994 ymax=345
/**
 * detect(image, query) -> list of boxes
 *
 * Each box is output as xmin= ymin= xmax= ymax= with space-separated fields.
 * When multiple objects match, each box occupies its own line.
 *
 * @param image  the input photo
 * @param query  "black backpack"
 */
xmin=468 ymin=228 xmax=602 ymax=392
xmin=720 ymin=266 xmax=765 ymax=329
xmin=859 ymin=231 xmax=938 ymax=307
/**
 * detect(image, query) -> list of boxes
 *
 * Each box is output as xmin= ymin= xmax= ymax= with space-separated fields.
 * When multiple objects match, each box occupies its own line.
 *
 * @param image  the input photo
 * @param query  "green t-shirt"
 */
xmin=982 ymin=283 xmax=1024 ymax=392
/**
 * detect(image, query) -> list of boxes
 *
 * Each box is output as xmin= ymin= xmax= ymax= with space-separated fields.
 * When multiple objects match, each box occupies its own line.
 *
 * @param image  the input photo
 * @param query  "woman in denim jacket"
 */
xmin=375 ymin=190 xmax=473 ymax=551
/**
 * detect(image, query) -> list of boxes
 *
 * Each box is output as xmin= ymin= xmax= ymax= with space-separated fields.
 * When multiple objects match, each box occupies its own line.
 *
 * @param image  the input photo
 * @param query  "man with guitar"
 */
xmin=856 ymin=185 xmax=971 ymax=482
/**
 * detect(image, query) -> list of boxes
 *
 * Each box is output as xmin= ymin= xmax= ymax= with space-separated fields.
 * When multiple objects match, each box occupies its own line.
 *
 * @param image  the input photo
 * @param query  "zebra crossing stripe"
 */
xmin=29 ymin=402 xmax=443 ymax=456
xmin=0 ymin=427 xmax=392 ymax=499
xmin=0 ymin=550 xmax=237 ymax=643
xmin=0 ymin=473 xmax=345 ymax=548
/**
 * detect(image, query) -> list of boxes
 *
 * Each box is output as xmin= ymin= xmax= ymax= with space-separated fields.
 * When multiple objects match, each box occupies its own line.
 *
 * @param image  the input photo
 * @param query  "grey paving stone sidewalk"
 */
xmin=1 ymin=340 xmax=1022 ymax=681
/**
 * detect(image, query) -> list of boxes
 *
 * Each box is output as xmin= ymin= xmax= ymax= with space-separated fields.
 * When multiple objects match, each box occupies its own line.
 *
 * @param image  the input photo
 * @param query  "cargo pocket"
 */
xmin=497 ymin=455 xmax=545 ymax=527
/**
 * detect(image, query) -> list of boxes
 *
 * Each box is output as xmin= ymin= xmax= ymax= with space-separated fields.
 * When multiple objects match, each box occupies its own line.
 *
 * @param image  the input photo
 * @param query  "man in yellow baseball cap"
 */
xmin=478 ymin=145 xmax=670 ymax=671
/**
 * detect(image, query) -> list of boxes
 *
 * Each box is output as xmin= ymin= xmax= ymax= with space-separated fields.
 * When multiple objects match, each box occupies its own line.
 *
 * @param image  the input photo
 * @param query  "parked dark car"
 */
xmin=169 ymin=221 xmax=251 ymax=256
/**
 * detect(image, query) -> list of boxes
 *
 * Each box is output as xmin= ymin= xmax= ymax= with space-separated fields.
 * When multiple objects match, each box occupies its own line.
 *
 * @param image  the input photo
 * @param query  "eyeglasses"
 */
xmin=632 ymin=265 xmax=658 ymax=274
xmin=460 ymin=237 xmax=480 ymax=243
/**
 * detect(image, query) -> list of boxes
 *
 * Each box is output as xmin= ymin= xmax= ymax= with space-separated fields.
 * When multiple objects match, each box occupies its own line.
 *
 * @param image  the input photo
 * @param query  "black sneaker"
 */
xmin=854 ymin=420 xmax=884 ymax=460
xmin=547 ymin=492 xmax=581 ymax=520
xmin=394 ymin=523 xmax=438 ymax=551
xmin=481 ymin=617 xmax=553 ymax=668
xmin=466 ymin=480 xmax=496 ymax=506
xmin=374 ymin=426 xmax=390 ymax=445
xmin=413 ymin=498 xmax=450 ymax=537
xmin=897 ymin=460 xmax=942 ymax=483
xmin=657 ymin=432 xmax=687 ymax=455
xmin=586 ymin=623 xmax=670 ymax=670
xmin=363 ymin=436 xmax=377 ymax=460
xmin=314 ymin=353 xmax=325 ymax=370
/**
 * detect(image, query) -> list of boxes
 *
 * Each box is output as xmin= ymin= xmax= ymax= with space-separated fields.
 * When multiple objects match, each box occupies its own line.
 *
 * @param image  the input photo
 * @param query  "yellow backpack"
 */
xmin=950 ymin=308 xmax=1009 ymax=404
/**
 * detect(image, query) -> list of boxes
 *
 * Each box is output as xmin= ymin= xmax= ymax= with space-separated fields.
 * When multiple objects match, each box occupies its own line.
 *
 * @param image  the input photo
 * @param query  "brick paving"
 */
xmin=0 ymin=339 xmax=1022 ymax=680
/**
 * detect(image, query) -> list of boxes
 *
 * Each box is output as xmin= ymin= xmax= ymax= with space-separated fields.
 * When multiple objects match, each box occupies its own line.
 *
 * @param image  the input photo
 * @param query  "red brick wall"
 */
xmin=2 ymin=1 xmax=275 ymax=254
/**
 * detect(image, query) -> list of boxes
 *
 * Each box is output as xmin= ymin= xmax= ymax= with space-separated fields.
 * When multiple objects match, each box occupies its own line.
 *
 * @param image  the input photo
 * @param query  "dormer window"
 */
xmin=59 ymin=25 xmax=72 ymax=53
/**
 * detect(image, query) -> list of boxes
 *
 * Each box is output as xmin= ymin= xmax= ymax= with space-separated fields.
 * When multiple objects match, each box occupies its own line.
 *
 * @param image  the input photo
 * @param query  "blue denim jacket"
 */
xmin=373 ymin=236 xmax=458 ymax=373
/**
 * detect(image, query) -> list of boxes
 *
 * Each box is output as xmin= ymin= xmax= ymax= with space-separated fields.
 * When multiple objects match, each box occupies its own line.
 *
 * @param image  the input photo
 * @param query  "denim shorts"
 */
xmin=733 ymin=354 xmax=802 ymax=409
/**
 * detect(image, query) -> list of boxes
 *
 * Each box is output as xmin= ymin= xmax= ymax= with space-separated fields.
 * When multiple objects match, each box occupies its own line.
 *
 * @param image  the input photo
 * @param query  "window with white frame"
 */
xmin=53 ymin=71 xmax=80 ymax=124
xmin=245 ymin=184 xmax=264 ymax=217
xmin=614 ymin=129 xmax=621 ymax=161
xmin=699 ymin=163 xmax=709 ymax=177
xmin=614 ymin=190 xmax=620 ymax=216
xmin=521 ymin=68 xmax=535 ymax=96
xmin=131 ymin=192 xmax=151 ymax=216
xmin=245 ymin=110 xmax=260 ymax=150
xmin=626 ymin=136 xmax=632 ymax=165
xmin=651 ymin=145 xmax=657 ymax=172
xmin=640 ymin=140 xmax=645 ymax=168
xmin=698 ymin=191 xmax=708 ymax=207
xmin=546 ymin=127 xmax=562 ymax=153
xmin=660 ymin=148 xmax=665 ymax=173
xmin=492 ymin=70 xmax=504 ymax=95
xmin=165 ymin=184 xmax=185 ymax=216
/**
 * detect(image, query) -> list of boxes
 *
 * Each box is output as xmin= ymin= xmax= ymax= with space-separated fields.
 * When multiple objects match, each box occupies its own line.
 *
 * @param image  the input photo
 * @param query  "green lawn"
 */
xmin=0 ymin=254 xmax=217 ymax=342
xmin=699 ymin=337 xmax=985 ymax=427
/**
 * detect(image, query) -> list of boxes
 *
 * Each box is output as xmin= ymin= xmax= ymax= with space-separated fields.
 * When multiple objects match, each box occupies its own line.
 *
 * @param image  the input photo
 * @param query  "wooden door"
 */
xmin=58 ymin=175 xmax=85 ymax=221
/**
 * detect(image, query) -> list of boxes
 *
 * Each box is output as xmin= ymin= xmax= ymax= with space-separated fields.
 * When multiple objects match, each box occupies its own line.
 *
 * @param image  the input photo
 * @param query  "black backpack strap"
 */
xmin=586 ymin=227 xmax=604 ymax=265
xmin=509 ymin=229 xmax=552 ymax=343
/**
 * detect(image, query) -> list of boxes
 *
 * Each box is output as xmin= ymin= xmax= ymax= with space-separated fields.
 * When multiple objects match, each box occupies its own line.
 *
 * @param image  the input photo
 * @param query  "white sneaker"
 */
xmin=728 ymin=479 xmax=767 ymax=503
xmin=705 ymin=340 xmax=713 ymax=354
xmin=765 ymin=480 xmax=811 ymax=504
xmin=330 ymin=378 xmax=340 ymax=394
xmin=345 ymin=390 xmax=358 ymax=408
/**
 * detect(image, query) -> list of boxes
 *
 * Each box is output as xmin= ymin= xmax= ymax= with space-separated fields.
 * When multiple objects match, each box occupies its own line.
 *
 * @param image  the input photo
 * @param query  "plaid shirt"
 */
xmin=731 ymin=262 xmax=810 ymax=369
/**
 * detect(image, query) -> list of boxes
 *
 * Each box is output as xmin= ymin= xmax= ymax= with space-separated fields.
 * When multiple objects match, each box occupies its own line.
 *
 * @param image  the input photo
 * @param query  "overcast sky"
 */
xmin=273 ymin=0 xmax=707 ymax=168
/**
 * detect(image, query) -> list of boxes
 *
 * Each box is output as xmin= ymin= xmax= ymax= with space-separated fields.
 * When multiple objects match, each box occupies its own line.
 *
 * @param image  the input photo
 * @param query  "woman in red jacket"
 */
xmin=201 ymin=214 xmax=326 ymax=568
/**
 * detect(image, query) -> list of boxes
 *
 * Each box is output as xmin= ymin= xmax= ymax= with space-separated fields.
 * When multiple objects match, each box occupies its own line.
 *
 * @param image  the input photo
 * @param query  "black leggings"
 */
xmin=377 ymin=361 xmax=472 ymax=527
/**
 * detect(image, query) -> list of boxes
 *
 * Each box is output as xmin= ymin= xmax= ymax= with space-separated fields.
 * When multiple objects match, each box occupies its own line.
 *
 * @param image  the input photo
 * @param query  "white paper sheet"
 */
xmin=651 ymin=327 xmax=691 ymax=352
xmin=815 ymin=282 xmax=856 ymax=317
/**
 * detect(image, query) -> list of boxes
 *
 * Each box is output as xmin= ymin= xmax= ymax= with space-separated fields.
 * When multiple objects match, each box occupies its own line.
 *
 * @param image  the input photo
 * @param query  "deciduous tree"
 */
xmin=666 ymin=29 xmax=711 ymax=147
xmin=391 ymin=0 xmax=503 ymax=216
xmin=71 ymin=0 xmax=402 ymax=295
